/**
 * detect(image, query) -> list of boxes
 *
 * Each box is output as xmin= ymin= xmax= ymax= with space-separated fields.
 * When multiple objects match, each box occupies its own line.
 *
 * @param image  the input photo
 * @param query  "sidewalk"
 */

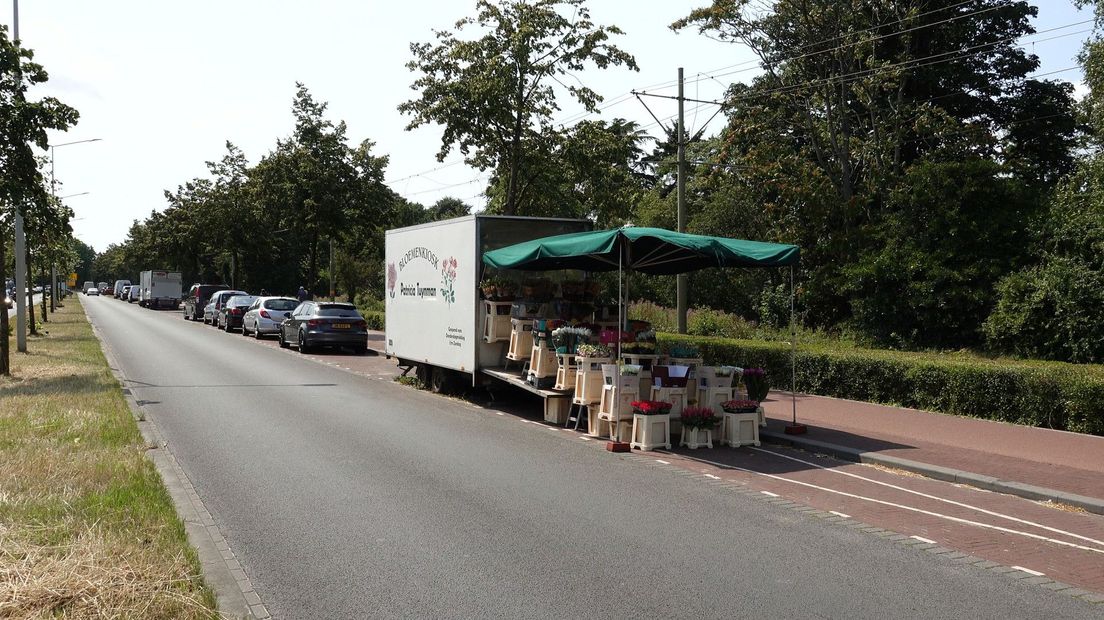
xmin=760 ymin=392 xmax=1104 ymax=514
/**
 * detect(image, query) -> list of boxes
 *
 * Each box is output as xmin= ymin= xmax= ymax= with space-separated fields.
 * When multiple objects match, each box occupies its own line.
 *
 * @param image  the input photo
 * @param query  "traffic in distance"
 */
xmin=96 ymin=278 xmax=371 ymax=355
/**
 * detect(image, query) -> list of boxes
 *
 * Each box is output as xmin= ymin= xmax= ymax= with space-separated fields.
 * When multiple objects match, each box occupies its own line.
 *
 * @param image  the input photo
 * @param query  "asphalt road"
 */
xmin=83 ymin=296 xmax=1102 ymax=619
xmin=5 ymin=292 xmax=44 ymax=319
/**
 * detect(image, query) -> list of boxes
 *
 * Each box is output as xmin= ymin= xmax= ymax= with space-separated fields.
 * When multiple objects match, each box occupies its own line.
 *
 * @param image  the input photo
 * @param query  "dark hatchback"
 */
xmin=217 ymin=295 xmax=258 ymax=332
xmin=278 ymin=301 xmax=369 ymax=354
xmin=184 ymin=284 xmax=229 ymax=321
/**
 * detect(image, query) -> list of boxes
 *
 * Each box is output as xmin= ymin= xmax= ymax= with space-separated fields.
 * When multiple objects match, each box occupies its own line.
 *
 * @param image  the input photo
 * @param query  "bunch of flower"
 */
xmin=635 ymin=329 xmax=657 ymax=342
xmin=742 ymin=368 xmax=769 ymax=402
xmin=576 ymin=343 xmax=611 ymax=358
xmin=715 ymin=366 xmax=738 ymax=377
xmin=599 ymin=328 xmax=620 ymax=346
xmin=721 ymin=399 xmax=760 ymax=413
xmin=619 ymin=363 xmax=642 ymax=376
xmin=631 ymin=400 xmax=673 ymax=416
xmin=681 ymin=406 xmax=719 ymax=429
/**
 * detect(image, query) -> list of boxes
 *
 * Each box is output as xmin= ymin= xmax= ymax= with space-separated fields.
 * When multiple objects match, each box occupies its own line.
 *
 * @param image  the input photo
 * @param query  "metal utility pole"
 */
xmin=329 ymin=238 xmax=335 ymax=302
xmin=12 ymin=0 xmax=26 ymax=351
xmin=676 ymin=67 xmax=688 ymax=334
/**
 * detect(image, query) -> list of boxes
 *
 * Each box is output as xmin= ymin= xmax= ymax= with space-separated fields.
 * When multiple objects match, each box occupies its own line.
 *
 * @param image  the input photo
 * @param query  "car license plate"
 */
xmin=333 ymin=323 xmax=351 ymax=329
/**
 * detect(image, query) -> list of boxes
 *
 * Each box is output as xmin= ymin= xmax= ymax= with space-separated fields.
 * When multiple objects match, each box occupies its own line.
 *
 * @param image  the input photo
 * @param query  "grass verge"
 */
xmin=0 ymin=298 xmax=218 ymax=618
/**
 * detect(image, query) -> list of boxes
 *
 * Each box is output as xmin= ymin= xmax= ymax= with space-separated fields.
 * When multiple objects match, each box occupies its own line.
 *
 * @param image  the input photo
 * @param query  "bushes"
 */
xmin=362 ymin=310 xmax=385 ymax=331
xmin=657 ymin=333 xmax=1104 ymax=436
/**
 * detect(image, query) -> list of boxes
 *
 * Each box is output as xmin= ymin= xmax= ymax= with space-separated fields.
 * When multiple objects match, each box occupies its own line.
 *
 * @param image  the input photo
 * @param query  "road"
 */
xmin=6 ymin=292 xmax=44 ymax=319
xmin=82 ymin=295 xmax=1102 ymax=619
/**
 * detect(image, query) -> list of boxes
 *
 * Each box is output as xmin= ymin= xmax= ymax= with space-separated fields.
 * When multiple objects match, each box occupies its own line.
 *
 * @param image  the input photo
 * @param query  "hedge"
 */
xmin=362 ymin=310 xmax=385 ymax=331
xmin=657 ymin=333 xmax=1104 ymax=436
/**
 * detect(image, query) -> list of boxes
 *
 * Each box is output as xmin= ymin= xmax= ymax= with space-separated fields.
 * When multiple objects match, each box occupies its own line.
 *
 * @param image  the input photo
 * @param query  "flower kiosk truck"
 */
xmin=384 ymin=215 xmax=589 ymax=410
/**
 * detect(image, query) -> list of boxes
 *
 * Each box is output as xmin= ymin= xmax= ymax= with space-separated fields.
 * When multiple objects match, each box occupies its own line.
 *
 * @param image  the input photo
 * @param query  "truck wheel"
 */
xmin=415 ymin=364 xmax=431 ymax=386
xmin=429 ymin=366 xmax=458 ymax=394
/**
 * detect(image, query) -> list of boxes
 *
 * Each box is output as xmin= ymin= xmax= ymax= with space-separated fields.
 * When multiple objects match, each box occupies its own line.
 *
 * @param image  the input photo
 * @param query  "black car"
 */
xmin=184 ymin=284 xmax=229 ymax=321
xmin=278 ymin=301 xmax=368 ymax=354
xmin=216 ymin=295 xmax=258 ymax=332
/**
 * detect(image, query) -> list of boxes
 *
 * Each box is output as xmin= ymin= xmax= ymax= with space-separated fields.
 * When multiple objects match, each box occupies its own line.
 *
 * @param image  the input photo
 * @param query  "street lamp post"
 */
xmin=48 ymin=139 xmax=101 ymax=310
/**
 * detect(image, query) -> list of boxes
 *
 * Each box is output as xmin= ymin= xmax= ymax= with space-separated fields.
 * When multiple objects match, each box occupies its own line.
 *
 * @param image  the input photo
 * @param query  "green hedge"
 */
xmin=657 ymin=333 xmax=1104 ymax=436
xmin=362 ymin=311 xmax=384 ymax=331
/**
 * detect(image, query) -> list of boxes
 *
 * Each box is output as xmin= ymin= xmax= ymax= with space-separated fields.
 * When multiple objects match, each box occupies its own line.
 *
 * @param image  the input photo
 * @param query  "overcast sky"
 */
xmin=4 ymin=1 xmax=1092 ymax=252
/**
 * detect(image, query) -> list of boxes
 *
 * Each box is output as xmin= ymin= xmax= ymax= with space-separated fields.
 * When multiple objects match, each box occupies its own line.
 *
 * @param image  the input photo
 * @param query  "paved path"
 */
xmin=760 ymin=393 xmax=1104 ymax=505
xmin=83 ymin=298 xmax=1104 ymax=617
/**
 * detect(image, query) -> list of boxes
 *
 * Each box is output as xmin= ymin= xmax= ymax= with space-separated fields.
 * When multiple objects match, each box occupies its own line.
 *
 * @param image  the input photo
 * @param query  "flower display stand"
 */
xmin=597 ymin=366 xmax=639 ymax=441
xmin=482 ymin=301 xmax=514 ymax=343
xmin=668 ymin=356 xmax=704 ymax=403
xmin=527 ymin=340 xmax=557 ymax=387
xmin=679 ymin=426 xmax=713 ymax=450
xmin=630 ymin=413 xmax=671 ymax=451
xmin=756 ymin=405 xmax=765 ymax=427
xmin=650 ymin=386 xmax=687 ymax=417
xmin=506 ymin=318 xmax=534 ymax=363
xmin=721 ymin=412 xmax=760 ymax=448
xmin=697 ymin=366 xmax=739 ymax=411
xmin=573 ymin=356 xmax=611 ymax=405
xmin=621 ymin=353 xmax=668 ymax=395
xmin=553 ymin=353 xmax=576 ymax=391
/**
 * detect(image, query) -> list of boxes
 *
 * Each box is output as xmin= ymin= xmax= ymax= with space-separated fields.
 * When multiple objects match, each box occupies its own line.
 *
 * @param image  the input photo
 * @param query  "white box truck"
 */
xmin=139 ymin=270 xmax=183 ymax=309
xmin=385 ymin=215 xmax=587 ymax=393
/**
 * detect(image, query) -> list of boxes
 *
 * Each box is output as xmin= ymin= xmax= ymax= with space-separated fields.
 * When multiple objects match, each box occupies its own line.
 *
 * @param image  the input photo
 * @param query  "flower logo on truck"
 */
xmin=387 ymin=262 xmax=398 ymax=298
xmin=441 ymin=256 xmax=458 ymax=305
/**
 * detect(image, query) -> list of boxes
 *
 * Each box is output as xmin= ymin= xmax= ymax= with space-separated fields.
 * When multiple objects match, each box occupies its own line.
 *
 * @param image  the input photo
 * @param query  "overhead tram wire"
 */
xmin=638 ymin=0 xmax=1005 ymax=94
xmin=633 ymin=20 xmax=1093 ymax=117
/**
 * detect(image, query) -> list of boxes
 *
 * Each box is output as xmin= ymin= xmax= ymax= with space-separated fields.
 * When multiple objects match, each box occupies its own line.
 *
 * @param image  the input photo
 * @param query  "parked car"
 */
xmin=183 ymin=284 xmax=229 ymax=321
xmin=113 ymin=280 xmax=131 ymax=298
xmin=278 ymin=301 xmax=368 ymax=354
xmin=241 ymin=296 xmax=298 ymax=338
xmin=121 ymin=285 xmax=132 ymax=299
xmin=82 ymin=281 xmax=94 ymax=294
xmin=128 ymin=285 xmax=141 ymax=303
xmin=87 ymin=287 xmax=100 ymax=296
xmin=203 ymin=290 xmax=247 ymax=325
xmin=4 ymin=291 xmax=14 ymax=309
xmin=216 ymin=295 xmax=257 ymax=332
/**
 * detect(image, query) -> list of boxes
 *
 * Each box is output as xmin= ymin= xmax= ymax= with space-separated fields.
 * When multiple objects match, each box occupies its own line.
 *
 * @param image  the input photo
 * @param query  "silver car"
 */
xmin=128 ymin=285 xmax=141 ymax=303
xmin=241 ymin=296 xmax=298 ymax=338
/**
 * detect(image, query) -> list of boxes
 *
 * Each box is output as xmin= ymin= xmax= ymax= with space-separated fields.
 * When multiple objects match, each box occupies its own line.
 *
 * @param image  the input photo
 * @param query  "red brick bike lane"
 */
xmin=642 ymin=442 xmax=1104 ymax=598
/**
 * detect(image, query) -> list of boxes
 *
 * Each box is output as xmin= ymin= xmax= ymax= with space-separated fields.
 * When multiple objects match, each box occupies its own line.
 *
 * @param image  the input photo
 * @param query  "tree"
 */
xmin=399 ymin=0 xmax=637 ymax=214
xmin=0 ymin=25 xmax=78 ymax=374
xmin=427 ymin=196 xmax=472 ymax=221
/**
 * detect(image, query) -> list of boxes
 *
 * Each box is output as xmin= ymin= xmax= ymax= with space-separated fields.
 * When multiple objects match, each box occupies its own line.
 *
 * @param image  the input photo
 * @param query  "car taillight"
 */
xmin=354 ymin=320 xmax=367 ymax=328
xmin=307 ymin=319 xmax=321 ymax=327
xmin=260 ymin=310 xmax=270 ymax=318
xmin=231 ymin=308 xmax=242 ymax=315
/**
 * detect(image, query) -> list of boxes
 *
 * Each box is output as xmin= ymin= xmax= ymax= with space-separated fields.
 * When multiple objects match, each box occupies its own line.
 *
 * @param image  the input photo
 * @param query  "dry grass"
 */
xmin=0 ymin=299 xmax=218 ymax=619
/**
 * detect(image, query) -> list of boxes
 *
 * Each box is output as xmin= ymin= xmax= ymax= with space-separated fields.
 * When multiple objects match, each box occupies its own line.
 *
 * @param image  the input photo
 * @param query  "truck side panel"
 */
xmin=385 ymin=218 xmax=478 ymax=375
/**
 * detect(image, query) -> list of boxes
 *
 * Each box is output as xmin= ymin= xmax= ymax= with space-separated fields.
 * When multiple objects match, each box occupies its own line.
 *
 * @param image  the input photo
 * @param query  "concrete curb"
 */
xmin=760 ymin=430 xmax=1104 ymax=516
xmin=85 ymin=304 xmax=267 ymax=619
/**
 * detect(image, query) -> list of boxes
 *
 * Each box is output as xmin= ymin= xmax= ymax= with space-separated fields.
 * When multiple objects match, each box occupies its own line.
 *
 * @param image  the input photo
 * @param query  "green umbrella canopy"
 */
xmin=482 ymin=227 xmax=799 ymax=275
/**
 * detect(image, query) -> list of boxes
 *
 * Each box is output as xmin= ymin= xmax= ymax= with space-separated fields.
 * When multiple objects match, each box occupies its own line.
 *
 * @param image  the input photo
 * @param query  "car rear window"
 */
xmin=264 ymin=299 xmax=298 ymax=311
xmin=317 ymin=305 xmax=360 ymax=317
xmin=228 ymin=296 xmax=256 ymax=307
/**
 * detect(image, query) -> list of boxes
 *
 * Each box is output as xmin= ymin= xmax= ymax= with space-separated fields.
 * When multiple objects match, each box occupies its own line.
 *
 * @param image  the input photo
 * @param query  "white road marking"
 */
xmin=761 ymin=491 xmax=780 ymax=497
xmin=910 ymin=536 xmax=936 ymax=544
xmin=829 ymin=511 xmax=851 ymax=519
xmin=495 ymin=412 xmax=504 ymax=416
xmin=655 ymin=459 xmax=670 ymax=465
xmin=704 ymin=474 xmax=721 ymax=480
xmin=691 ymin=455 xmax=1104 ymax=556
xmin=1012 ymin=566 xmax=1045 ymax=576
xmin=750 ymin=447 xmax=1104 ymax=550
xmin=580 ymin=437 xmax=592 ymax=441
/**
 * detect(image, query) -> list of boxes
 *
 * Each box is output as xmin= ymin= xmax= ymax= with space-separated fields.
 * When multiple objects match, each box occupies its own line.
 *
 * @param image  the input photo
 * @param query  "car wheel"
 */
xmin=224 ymin=318 xmax=232 ymax=332
xmin=254 ymin=323 xmax=263 ymax=339
xmin=278 ymin=329 xmax=289 ymax=349
xmin=241 ymin=322 xmax=249 ymax=336
xmin=298 ymin=330 xmax=311 ymax=354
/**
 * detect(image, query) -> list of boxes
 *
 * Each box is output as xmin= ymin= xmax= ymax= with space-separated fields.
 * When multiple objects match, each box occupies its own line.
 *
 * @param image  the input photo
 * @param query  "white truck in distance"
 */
xmin=139 ymin=270 xmax=183 ymax=309
xmin=384 ymin=215 xmax=587 ymax=392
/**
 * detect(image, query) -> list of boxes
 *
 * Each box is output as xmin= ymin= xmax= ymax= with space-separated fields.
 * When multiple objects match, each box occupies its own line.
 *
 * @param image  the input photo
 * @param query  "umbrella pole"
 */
xmin=785 ymin=264 xmax=806 ymax=435
xmin=618 ymin=251 xmax=622 ymax=361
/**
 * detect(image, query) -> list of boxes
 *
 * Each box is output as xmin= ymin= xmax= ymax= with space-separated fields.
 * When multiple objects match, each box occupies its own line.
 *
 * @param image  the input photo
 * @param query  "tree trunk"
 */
xmin=308 ymin=231 xmax=319 ymax=297
xmin=40 ymin=265 xmax=47 ymax=323
xmin=1 ymin=232 xmax=10 ymax=375
xmin=505 ymin=73 xmax=526 ymax=216
xmin=26 ymin=245 xmax=36 ymax=336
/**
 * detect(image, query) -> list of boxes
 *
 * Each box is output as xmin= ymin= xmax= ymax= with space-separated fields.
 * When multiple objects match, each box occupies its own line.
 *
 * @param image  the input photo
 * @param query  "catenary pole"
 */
xmin=676 ymin=67 xmax=688 ymax=334
xmin=13 ymin=0 xmax=27 ymax=352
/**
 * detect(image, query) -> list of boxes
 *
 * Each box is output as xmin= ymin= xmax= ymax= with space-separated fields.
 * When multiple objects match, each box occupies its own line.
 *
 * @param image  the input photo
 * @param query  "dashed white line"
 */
xmin=910 ymin=536 xmax=936 ymax=544
xmin=761 ymin=491 xmax=780 ymax=497
xmin=580 ymin=437 xmax=592 ymax=441
xmin=655 ymin=459 xmax=670 ymax=465
xmin=750 ymin=446 xmax=1104 ymax=550
xmin=829 ymin=511 xmax=851 ymax=519
xmin=1012 ymin=566 xmax=1045 ymax=576
xmin=704 ymin=474 xmax=721 ymax=480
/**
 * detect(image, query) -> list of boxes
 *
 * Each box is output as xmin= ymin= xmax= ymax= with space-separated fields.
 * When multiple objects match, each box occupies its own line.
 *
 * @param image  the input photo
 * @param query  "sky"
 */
xmin=3 ymin=0 xmax=1095 ymax=252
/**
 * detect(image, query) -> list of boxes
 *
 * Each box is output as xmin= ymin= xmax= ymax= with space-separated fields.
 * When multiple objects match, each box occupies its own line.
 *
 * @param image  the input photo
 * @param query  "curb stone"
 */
xmin=760 ymin=429 xmax=1104 ymax=516
xmin=86 ymin=311 xmax=264 ymax=620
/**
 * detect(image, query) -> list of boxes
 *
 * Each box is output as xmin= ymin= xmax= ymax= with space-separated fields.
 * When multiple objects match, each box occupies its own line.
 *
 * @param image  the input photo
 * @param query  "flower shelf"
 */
xmin=506 ymin=318 xmax=534 ymax=362
xmin=482 ymin=301 xmax=514 ymax=343
xmin=721 ymin=412 xmax=760 ymax=448
xmin=629 ymin=412 xmax=671 ymax=451
xmin=680 ymin=426 xmax=713 ymax=450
